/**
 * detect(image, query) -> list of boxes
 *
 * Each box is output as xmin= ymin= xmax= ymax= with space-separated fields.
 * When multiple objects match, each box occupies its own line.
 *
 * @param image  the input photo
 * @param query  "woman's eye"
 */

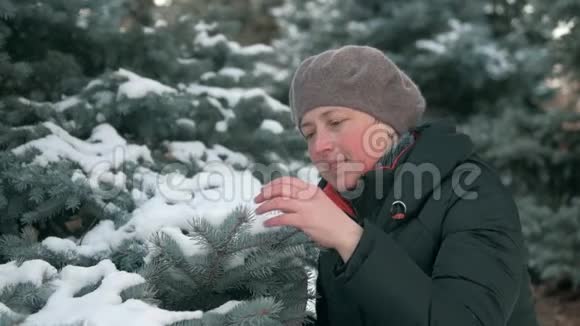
xmin=329 ymin=120 xmax=343 ymax=126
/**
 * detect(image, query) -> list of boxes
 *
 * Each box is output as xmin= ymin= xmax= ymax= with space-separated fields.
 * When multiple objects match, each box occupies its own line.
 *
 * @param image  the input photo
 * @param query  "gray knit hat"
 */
xmin=289 ymin=45 xmax=426 ymax=135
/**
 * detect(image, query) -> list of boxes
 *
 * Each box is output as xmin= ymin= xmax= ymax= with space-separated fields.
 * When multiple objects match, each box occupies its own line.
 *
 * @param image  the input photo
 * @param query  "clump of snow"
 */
xmin=157 ymin=226 xmax=207 ymax=257
xmin=177 ymin=57 xmax=199 ymax=65
xmin=78 ymin=220 xmax=119 ymax=251
xmin=475 ymin=44 xmax=515 ymax=79
xmin=21 ymin=260 xmax=202 ymax=326
xmin=243 ymin=88 xmax=290 ymax=112
xmin=231 ymin=43 xmax=273 ymax=56
xmin=154 ymin=19 xmax=168 ymax=28
xmin=254 ymin=62 xmax=289 ymax=82
xmin=18 ymin=97 xmax=44 ymax=107
xmin=212 ymin=145 xmax=248 ymax=167
xmin=71 ymin=169 xmax=87 ymax=182
xmin=209 ymin=300 xmax=242 ymax=314
xmin=176 ymin=118 xmax=196 ymax=130
xmin=85 ymin=79 xmax=104 ymax=90
xmin=166 ymin=141 xmax=250 ymax=168
xmin=218 ymin=67 xmax=246 ymax=83
xmin=215 ymin=120 xmax=228 ymax=132
xmin=415 ymin=40 xmax=447 ymax=54
xmin=42 ymin=237 xmax=78 ymax=254
xmin=128 ymin=195 xmax=197 ymax=239
xmin=132 ymin=165 xmax=218 ymax=201
xmin=552 ymin=19 xmax=575 ymax=39
xmin=0 ymin=260 xmax=57 ymax=290
xmin=207 ymin=97 xmax=235 ymax=119
xmin=415 ymin=19 xmax=471 ymax=54
xmin=193 ymin=21 xmax=272 ymax=58
xmin=187 ymin=84 xmax=246 ymax=108
xmin=12 ymin=122 xmax=152 ymax=188
xmin=166 ymin=141 xmax=206 ymax=162
xmin=186 ymin=84 xmax=290 ymax=113
xmin=193 ymin=28 xmax=228 ymax=48
xmin=40 ymin=220 xmax=120 ymax=259
xmin=201 ymin=67 xmax=248 ymax=84
xmin=193 ymin=21 xmax=218 ymax=33
xmin=201 ymin=71 xmax=216 ymax=81
xmin=260 ymin=119 xmax=284 ymax=134
xmin=54 ymin=96 xmax=82 ymax=112
xmin=116 ymin=68 xmax=176 ymax=99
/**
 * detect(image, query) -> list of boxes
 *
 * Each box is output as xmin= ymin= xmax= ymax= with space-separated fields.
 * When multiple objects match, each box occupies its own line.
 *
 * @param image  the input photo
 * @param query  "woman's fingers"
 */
xmin=255 ymin=197 xmax=299 ymax=215
xmin=255 ymin=177 xmax=317 ymax=203
xmin=263 ymin=213 xmax=302 ymax=228
xmin=266 ymin=176 xmax=306 ymax=188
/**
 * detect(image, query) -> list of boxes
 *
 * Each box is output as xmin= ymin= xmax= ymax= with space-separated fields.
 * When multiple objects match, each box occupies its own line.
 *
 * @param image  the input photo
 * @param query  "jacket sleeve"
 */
xmin=332 ymin=176 xmax=526 ymax=325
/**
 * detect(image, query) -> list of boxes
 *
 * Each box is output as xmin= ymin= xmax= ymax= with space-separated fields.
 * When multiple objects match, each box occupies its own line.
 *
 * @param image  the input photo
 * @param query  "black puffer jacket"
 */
xmin=313 ymin=119 xmax=539 ymax=326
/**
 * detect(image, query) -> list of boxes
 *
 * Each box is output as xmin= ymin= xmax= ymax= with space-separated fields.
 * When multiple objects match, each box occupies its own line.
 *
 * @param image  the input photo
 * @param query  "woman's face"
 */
xmin=300 ymin=106 xmax=397 ymax=192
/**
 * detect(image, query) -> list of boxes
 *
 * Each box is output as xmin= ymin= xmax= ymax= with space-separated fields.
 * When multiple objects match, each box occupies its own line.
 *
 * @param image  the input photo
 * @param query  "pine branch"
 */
xmin=225 ymin=297 xmax=284 ymax=325
xmin=21 ymin=196 xmax=67 ymax=224
xmin=0 ymin=311 xmax=25 ymax=326
xmin=0 ymin=280 xmax=54 ymax=315
xmin=120 ymin=282 xmax=159 ymax=306
xmin=110 ymin=238 xmax=147 ymax=272
xmin=168 ymin=318 xmax=203 ymax=326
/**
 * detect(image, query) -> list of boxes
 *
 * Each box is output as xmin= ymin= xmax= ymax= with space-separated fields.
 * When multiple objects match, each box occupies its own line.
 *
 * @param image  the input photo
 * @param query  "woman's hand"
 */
xmin=254 ymin=176 xmax=363 ymax=262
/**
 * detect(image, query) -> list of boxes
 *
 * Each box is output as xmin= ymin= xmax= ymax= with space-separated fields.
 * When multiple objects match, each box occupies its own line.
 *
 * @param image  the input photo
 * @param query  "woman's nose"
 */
xmin=312 ymin=132 xmax=334 ymax=154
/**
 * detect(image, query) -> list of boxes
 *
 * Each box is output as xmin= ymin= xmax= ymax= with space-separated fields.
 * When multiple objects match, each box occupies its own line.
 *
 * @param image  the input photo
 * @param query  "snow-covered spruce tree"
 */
xmin=0 ymin=1 xmax=317 ymax=325
xmin=0 ymin=73 xmax=317 ymax=324
xmin=1 ymin=202 xmax=315 ymax=325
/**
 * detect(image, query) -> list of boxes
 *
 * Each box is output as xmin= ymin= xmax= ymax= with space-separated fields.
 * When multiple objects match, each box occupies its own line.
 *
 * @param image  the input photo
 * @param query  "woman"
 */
xmin=253 ymin=45 xmax=539 ymax=325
